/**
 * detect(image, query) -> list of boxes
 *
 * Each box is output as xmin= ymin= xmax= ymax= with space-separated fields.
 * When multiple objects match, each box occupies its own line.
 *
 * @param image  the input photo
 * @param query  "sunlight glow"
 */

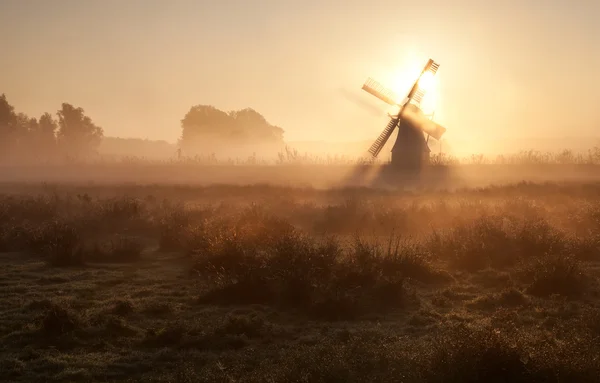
xmin=418 ymin=71 xmax=435 ymax=93
xmin=383 ymin=54 xmax=440 ymax=116
xmin=387 ymin=59 xmax=423 ymax=99
xmin=419 ymin=72 xmax=439 ymax=115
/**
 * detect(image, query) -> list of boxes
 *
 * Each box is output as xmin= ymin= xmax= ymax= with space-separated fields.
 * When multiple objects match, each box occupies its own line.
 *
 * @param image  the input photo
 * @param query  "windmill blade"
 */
xmin=362 ymin=78 xmax=400 ymax=106
xmin=401 ymin=104 xmax=446 ymax=140
xmin=407 ymin=59 xmax=440 ymax=105
xmin=368 ymin=117 xmax=400 ymax=157
xmin=420 ymin=120 xmax=446 ymax=141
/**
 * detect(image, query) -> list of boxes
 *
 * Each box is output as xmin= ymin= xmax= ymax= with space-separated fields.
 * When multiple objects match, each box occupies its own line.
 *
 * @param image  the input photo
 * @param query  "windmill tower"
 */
xmin=362 ymin=59 xmax=446 ymax=175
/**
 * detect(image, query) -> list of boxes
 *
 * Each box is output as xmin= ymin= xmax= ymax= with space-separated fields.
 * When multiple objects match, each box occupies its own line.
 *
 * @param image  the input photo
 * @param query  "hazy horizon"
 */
xmin=1 ymin=0 xmax=598 ymax=155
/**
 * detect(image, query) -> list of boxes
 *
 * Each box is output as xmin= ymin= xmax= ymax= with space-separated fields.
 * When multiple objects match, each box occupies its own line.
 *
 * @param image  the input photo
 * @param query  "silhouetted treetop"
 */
xmin=0 ymin=94 xmax=19 ymax=158
xmin=229 ymin=108 xmax=284 ymax=142
xmin=180 ymin=105 xmax=284 ymax=152
xmin=39 ymin=113 xmax=58 ymax=137
xmin=57 ymin=103 xmax=104 ymax=157
xmin=0 ymin=94 xmax=17 ymax=133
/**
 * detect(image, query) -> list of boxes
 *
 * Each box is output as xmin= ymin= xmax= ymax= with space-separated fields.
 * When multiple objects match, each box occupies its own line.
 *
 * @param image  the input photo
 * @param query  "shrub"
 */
xmin=104 ymin=236 xmax=145 ymax=262
xmin=423 ymin=325 xmax=533 ymax=383
xmin=193 ymin=228 xmax=418 ymax=319
xmin=352 ymin=236 xmax=450 ymax=284
xmin=426 ymin=216 xmax=566 ymax=271
xmin=40 ymin=303 xmax=81 ymax=335
xmin=158 ymin=207 xmax=191 ymax=251
xmin=525 ymin=254 xmax=587 ymax=297
xmin=0 ymin=223 xmax=31 ymax=252
xmin=39 ymin=221 xmax=85 ymax=267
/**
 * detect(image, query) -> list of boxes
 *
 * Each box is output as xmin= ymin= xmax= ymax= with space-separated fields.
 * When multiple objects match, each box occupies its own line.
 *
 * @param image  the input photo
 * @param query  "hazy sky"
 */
xmin=1 ymin=0 xmax=598 ymax=148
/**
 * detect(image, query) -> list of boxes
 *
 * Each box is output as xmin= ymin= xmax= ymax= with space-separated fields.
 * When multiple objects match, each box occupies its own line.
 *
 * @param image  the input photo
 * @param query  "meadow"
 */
xmin=0 ymin=175 xmax=599 ymax=382
xmin=3 ymin=148 xmax=600 ymax=189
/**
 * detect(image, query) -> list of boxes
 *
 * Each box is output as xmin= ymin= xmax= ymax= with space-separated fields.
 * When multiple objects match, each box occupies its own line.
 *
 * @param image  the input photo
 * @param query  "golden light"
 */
xmin=420 ymin=71 xmax=439 ymax=115
xmin=387 ymin=59 xmax=423 ymax=99
xmin=380 ymin=54 xmax=440 ymax=116
xmin=418 ymin=71 xmax=435 ymax=92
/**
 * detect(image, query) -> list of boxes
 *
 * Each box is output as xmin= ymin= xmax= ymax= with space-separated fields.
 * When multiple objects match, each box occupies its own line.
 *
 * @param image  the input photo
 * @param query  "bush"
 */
xmin=39 ymin=221 xmax=86 ymax=267
xmin=93 ymin=235 xmax=145 ymax=263
xmin=525 ymin=254 xmax=587 ymax=297
xmin=0 ymin=223 xmax=31 ymax=252
xmin=426 ymin=216 xmax=566 ymax=272
xmin=193 ymin=227 xmax=421 ymax=319
xmin=40 ymin=303 xmax=81 ymax=335
xmin=424 ymin=325 xmax=532 ymax=383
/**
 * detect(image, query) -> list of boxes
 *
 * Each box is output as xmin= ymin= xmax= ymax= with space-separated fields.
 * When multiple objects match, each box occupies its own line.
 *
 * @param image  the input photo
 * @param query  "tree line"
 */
xmin=0 ymin=94 xmax=285 ymax=163
xmin=0 ymin=94 xmax=103 ymax=163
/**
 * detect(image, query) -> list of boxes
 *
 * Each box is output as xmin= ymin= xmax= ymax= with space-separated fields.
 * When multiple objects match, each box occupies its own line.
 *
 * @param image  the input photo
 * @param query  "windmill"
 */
xmin=362 ymin=59 xmax=447 ymax=174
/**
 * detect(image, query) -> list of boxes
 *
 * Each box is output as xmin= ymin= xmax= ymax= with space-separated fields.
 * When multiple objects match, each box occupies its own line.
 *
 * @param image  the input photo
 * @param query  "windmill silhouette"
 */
xmin=361 ymin=59 xmax=447 ymax=175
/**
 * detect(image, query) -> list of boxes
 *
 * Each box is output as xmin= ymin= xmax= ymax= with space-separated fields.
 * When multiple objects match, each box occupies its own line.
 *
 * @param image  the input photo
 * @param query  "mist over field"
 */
xmin=2 ymin=58 xmax=600 ymax=382
xmin=2 ymin=0 xmax=600 ymax=382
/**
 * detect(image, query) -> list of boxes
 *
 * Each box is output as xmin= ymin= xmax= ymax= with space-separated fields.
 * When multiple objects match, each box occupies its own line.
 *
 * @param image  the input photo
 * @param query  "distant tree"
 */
xmin=0 ymin=94 xmax=18 ymax=159
xmin=0 ymin=94 xmax=16 ymax=128
xmin=9 ymin=112 xmax=36 ymax=160
xmin=27 ymin=113 xmax=58 ymax=160
xmin=228 ymin=108 xmax=284 ymax=143
xmin=56 ymin=103 xmax=103 ymax=158
xmin=180 ymin=105 xmax=284 ymax=154
xmin=39 ymin=112 xmax=58 ymax=143
xmin=180 ymin=105 xmax=231 ymax=148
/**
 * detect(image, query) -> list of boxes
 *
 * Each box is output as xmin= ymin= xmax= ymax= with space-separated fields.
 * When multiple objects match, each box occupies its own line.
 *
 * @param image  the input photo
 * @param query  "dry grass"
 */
xmin=1 ymin=181 xmax=600 ymax=382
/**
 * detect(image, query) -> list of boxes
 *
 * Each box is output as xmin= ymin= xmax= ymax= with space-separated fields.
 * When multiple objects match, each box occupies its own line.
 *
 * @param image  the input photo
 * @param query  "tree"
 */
xmin=39 ymin=112 xmax=58 ymax=142
xmin=27 ymin=113 xmax=58 ymax=160
xmin=0 ymin=94 xmax=18 ymax=159
xmin=179 ymin=105 xmax=284 ymax=155
xmin=229 ymin=108 xmax=284 ymax=143
xmin=56 ymin=103 xmax=103 ymax=158
xmin=180 ymin=105 xmax=231 ymax=148
xmin=0 ymin=94 xmax=16 ymax=129
xmin=17 ymin=113 xmax=38 ymax=148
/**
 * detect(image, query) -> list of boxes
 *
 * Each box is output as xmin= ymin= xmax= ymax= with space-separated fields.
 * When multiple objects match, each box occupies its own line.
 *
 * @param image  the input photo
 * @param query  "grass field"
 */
xmin=1 ymin=180 xmax=600 ymax=382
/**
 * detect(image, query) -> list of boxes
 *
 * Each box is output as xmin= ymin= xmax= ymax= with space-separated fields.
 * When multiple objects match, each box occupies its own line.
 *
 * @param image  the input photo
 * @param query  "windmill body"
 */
xmin=361 ymin=59 xmax=446 ymax=176
xmin=391 ymin=119 xmax=430 ymax=173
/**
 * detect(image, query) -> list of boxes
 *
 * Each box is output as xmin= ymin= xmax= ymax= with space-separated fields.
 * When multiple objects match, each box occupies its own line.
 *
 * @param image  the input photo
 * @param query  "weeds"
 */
xmin=1 ymin=183 xmax=600 ymax=382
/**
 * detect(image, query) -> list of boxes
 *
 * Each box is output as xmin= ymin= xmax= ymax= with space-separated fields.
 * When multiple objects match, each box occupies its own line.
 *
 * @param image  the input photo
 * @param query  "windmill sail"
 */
xmin=362 ymin=78 xmax=399 ymax=106
xmin=406 ymin=59 xmax=439 ymax=103
xmin=368 ymin=117 xmax=400 ymax=157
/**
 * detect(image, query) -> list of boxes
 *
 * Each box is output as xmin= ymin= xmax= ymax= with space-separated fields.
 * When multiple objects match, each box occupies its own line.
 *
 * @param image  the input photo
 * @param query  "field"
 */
xmin=1 ymin=167 xmax=600 ymax=382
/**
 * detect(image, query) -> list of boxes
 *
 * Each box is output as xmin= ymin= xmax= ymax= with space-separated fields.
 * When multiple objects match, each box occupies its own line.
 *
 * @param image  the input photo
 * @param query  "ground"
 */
xmin=1 ymin=181 xmax=600 ymax=382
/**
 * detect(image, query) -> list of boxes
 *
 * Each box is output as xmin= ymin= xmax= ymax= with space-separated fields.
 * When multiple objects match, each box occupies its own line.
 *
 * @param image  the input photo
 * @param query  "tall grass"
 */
xmin=2 ymin=182 xmax=600 ymax=381
xmin=3 ymin=147 xmax=600 ymax=167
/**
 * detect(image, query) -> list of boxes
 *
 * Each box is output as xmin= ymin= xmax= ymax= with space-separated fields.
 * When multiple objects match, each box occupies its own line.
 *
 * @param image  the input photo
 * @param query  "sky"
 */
xmin=1 ymin=0 xmax=599 ymax=151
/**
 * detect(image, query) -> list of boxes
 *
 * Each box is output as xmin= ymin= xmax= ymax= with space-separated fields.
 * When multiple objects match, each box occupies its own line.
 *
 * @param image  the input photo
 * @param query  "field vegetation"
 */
xmin=1 ymin=181 xmax=600 ymax=382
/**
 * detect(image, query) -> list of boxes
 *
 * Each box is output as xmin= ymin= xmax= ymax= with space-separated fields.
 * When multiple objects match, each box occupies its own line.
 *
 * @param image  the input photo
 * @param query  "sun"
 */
xmin=385 ymin=60 xmax=440 ymax=116
xmin=419 ymin=73 xmax=439 ymax=115
xmin=418 ymin=71 xmax=435 ymax=93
